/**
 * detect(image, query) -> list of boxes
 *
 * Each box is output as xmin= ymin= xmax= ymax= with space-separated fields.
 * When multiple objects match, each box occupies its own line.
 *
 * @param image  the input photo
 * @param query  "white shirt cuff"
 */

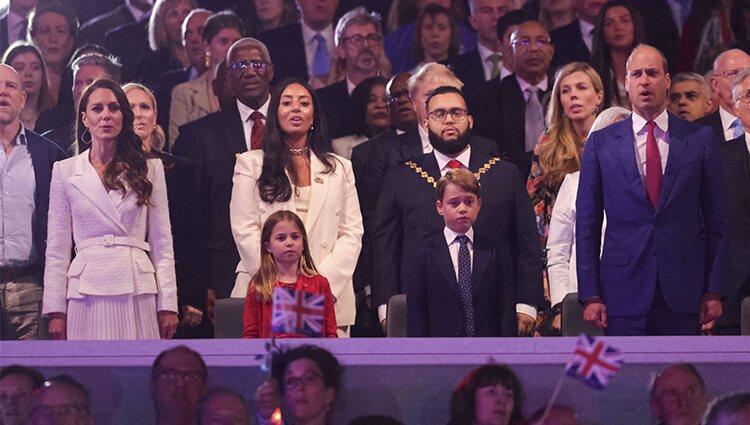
xmin=378 ymin=304 xmax=387 ymax=322
xmin=516 ymin=303 xmax=537 ymax=319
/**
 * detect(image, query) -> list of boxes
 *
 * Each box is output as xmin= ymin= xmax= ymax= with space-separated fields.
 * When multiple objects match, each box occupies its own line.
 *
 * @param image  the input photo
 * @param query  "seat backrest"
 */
xmin=386 ymin=294 xmax=407 ymax=337
xmin=561 ymin=292 xmax=604 ymax=337
xmin=214 ymin=298 xmax=246 ymax=338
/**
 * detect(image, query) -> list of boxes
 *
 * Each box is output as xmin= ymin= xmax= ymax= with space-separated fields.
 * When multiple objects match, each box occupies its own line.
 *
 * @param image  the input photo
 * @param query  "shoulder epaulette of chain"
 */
xmin=404 ymin=157 xmax=502 ymax=188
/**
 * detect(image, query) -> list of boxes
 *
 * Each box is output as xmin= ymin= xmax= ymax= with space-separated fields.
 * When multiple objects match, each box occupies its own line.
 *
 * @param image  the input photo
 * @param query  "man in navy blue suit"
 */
xmin=576 ymin=45 xmax=727 ymax=336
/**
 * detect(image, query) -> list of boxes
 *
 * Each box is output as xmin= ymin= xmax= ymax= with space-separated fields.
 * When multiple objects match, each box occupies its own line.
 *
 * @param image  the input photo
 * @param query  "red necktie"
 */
xmin=250 ymin=111 xmax=265 ymax=150
xmin=447 ymin=159 xmax=462 ymax=169
xmin=646 ymin=121 xmax=662 ymax=208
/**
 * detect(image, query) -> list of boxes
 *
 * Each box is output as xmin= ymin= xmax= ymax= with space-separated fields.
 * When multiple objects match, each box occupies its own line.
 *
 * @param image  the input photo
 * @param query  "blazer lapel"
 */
xmin=222 ymin=103 xmax=248 ymax=155
xmin=192 ymin=74 xmax=214 ymax=115
xmin=614 ymin=117 xmax=649 ymax=206
xmin=305 ymin=154 xmax=329 ymax=230
xmin=68 ymin=153 xmax=129 ymax=233
xmin=657 ymin=114 xmax=687 ymax=212
xmin=470 ymin=242 xmax=489 ymax=297
xmin=433 ymin=239 xmax=461 ymax=301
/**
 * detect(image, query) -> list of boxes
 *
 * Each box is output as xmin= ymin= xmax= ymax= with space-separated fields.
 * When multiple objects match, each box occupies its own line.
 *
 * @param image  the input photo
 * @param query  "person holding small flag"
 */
xmin=242 ymin=210 xmax=337 ymax=338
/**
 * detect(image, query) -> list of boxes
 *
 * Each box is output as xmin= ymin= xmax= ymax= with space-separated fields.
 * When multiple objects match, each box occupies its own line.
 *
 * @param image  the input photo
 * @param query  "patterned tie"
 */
xmin=646 ymin=121 xmax=662 ymax=209
xmin=525 ymin=87 xmax=545 ymax=152
xmin=447 ymin=159 xmax=462 ymax=169
xmin=488 ymin=53 xmax=501 ymax=80
xmin=250 ymin=111 xmax=265 ymax=150
xmin=732 ymin=118 xmax=744 ymax=139
xmin=455 ymin=235 xmax=475 ymax=337
xmin=312 ymin=33 xmax=330 ymax=77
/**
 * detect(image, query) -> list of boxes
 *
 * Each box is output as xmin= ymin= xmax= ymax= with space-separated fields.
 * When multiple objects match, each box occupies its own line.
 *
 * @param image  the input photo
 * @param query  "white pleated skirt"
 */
xmin=67 ymin=294 xmax=160 ymax=340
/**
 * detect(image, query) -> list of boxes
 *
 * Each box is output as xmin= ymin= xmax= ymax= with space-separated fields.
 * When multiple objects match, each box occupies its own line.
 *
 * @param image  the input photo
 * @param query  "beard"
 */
xmin=428 ymin=126 xmax=471 ymax=156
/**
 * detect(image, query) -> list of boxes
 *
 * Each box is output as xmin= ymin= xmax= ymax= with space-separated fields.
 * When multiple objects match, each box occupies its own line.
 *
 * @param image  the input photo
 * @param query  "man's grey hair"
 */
xmin=71 ymin=53 xmax=122 ymax=83
xmin=226 ymin=37 xmax=272 ymax=66
xmin=731 ymin=68 xmax=750 ymax=102
xmin=334 ymin=7 xmax=383 ymax=46
xmin=407 ymin=62 xmax=463 ymax=96
xmin=196 ymin=387 xmax=250 ymax=425
xmin=672 ymin=72 xmax=712 ymax=100
xmin=702 ymin=391 xmax=750 ymax=425
xmin=649 ymin=363 xmax=706 ymax=400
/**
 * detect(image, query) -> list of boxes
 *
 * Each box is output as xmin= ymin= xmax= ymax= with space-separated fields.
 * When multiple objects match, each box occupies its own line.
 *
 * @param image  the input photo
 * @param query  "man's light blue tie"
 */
xmin=732 ymin=119 xmax=744 ymax=139
xmin=312 ymin=33 xmax=330 ymax=77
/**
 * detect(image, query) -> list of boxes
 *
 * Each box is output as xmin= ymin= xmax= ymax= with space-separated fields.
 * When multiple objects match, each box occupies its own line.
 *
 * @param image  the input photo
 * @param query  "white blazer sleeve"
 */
xmin=230 ymin=153 xmax=263 ymax=285
xmin=147 ymin=160 xmax=178 ymax=312
xmin=315 ymin=158 xmax=363 ymax=302
xmin=43 ymin=162 xmax=73 ymax=315
xmin=546 ymin=172 xmax=578 ymax=308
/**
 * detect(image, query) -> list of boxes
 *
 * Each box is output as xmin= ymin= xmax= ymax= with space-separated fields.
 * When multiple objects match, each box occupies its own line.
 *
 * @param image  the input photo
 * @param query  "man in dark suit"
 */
xmin=445 ymin=0 xmax=513 ymax=93
xmin=716 ymin=70 xmax=750 ymax=335
xmin=77 ymin=0 xmax=152 ymax=46
xmin=258 ymin=0 xmax=339 ymax=87
xmin=104 ymin=14 xmax=150 ymax=83
xmin=0 ymin=65 xmax=67 ymax=340
xmin=1 ymin=0 xmax=37 ymax=53
xmin=548 ymin=0 xmax=603 ymax=72
xmin=577 ymin=45 xmax=727 ymax=336
xmin=317 ymin=8 xmax=387 ymax=139
xmin=471 ymin=20 xmax=554 ymax=180
xmin=372 ymin=82 xmax=543 ymax=337
xmin=171 ymin=38 xmax=273 ymax=303
xmin=696 ymin=49 xmax=750 ymax=142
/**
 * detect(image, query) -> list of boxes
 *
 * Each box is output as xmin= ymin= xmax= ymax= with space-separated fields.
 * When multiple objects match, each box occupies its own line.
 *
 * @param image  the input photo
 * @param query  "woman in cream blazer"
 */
xmin=230 ymin=79 xmax=363 ymax=336
xmin=43 ymin=80 xmax=178 ymax=340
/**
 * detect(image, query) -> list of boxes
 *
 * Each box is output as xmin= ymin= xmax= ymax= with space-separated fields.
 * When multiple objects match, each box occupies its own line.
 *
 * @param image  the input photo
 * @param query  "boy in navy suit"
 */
xmin=407 ymin=169 xmax=515 ymax=337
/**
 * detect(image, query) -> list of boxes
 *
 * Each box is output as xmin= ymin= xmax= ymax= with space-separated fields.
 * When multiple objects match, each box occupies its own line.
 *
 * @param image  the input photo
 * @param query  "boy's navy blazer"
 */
xmin=406 ymin=233 xmax=516 ymax=337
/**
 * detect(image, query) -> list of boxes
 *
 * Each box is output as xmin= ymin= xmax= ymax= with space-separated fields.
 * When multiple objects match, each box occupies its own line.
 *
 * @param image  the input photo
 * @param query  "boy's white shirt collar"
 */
xmin=444 ymin=226 xmax=474 ymax=246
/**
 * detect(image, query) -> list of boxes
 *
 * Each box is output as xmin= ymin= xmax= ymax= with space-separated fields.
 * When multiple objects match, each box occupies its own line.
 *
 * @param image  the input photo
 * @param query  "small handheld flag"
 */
xmin=565 ymin=334 xmax=623 ymax=389
xmin=271 ymin=287 xmax=325 ymax=337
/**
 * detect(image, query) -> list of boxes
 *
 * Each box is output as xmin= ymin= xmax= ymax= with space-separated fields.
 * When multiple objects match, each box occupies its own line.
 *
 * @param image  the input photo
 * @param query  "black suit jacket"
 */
xmin=406 ymin=233 xmax=516 ymax=337
xmin=696 ymin=109 xmax=726 ymax=142
xmin=148 ymin=68 xmax=190 ymax=143
xmin=77 ymin=4 xmax=135 ymax=46
xmin=1 ymin=15 xmax=9 ymax=54
xmin=633 ymin=0 xmax=679 ymax=74
xmin=317 ymin=80 xmax=350 ymax=140
xmin=28 ymin=130 xmax=69 ymax=266
xmin=371 ymin=136 xmax=544 ymax=311
xmin=445 ymin=50 xmax=486 ymax=91
xmin=470 ymin=74 xmax=549 ymax=179
xmin=105 ymin=16 xmax=150 ymax=83
xmin=549 ymin=19 xmax=590 ymax=72
xmin=718 ymin=136 xmax=750 ymax=330
xmin=171 ymin=103 xmax=247 ymax=299
xmin=258 ymin=23 xmax=308 ymax=84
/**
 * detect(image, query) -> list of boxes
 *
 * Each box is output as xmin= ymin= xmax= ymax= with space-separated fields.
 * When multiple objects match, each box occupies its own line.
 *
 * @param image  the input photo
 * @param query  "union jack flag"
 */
xmin=565 ymin=334 xmax=623 ymax=389
xmin=271 ymin=287 xmax=325 ymax=337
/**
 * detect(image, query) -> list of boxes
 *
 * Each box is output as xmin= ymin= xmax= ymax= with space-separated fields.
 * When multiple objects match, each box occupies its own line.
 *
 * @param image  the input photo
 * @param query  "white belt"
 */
xmin=75 ymin=235 xmax=150 ymax=253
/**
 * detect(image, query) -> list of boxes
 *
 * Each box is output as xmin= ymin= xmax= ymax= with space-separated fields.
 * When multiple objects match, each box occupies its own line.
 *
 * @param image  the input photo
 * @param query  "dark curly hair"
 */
xmin=448 ymin=364 xmax=525 ymax=425
xmin=348 ymin=76 xmax=388 ymax=137
xmin=271 ymin=344 xmax=344 ymax=396
xmin=75 ymin=79 xmax=152 ymax=206
xmin=258 ymin=78 xmax=336 ymax=204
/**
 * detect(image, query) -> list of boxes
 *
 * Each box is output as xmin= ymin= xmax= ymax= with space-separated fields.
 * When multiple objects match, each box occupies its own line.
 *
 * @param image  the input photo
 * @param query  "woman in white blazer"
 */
xmin=43 ymin=79 xmax=178 ymax=340
xmin=230 ymin=79 xmax=363 ymax=337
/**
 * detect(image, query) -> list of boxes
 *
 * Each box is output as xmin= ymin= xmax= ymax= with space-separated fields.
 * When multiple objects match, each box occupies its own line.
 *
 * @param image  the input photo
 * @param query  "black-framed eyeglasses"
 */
xmin=229 ymin=60 xmax=270 ymax=72
xmin=388 ymin=90 xmax=410 ymax=103
xmin=341 ymin=34 xmax=382 ymax=47
xmin=428 ymin=108 xmax=468 ymax=122
xmin=511 ymin=38 xmax=552 ymax=48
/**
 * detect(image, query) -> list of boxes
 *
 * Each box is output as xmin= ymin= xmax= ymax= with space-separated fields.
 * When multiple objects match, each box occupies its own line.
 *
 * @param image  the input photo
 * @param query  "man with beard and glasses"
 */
xmin=372 ymin=84 xmax=543 ymax=336
xmin=316 ymin=7 xmax=390 ymax=140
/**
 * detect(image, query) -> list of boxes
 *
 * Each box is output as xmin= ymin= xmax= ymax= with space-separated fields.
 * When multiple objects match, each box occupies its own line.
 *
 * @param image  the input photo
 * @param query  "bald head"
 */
xmin=0 ymin=64 xmax=26 ymax=128
xmin=712 ymin=49 xmax=750 ymax=112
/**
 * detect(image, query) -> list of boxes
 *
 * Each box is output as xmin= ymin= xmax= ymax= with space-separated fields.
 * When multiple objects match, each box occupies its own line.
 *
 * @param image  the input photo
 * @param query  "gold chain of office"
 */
xmin=404 ymin=157 xmax=502 ymax=188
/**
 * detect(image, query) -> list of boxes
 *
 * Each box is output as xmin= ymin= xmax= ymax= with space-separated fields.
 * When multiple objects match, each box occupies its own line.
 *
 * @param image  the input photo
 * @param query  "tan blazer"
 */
xmin=229 ymin=150 xmax=363 ymax=326
xmin=43 ymin=154 xmax=178 ymax=315
xmin=168 ymin=71 xmax=218 ymax=148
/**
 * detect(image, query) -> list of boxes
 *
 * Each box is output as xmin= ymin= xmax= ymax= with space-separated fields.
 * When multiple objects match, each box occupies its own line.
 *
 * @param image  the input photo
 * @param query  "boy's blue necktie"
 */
xmin=456 ymin=235 xmax=475 ymax=337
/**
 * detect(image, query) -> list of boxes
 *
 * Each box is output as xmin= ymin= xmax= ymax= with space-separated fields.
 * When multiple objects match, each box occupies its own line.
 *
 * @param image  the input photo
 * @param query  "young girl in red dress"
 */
xmin=242 ymin=210 xmax=338 ymax=338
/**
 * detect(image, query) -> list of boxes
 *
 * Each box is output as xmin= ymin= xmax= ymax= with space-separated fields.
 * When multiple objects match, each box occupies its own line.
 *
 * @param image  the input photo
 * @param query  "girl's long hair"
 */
xmin=2 ymin=41 xmax=55 ymax=113
xmin=539 ymin=62 xmax=603 ymax=189
xmin=75 ymin=79 xmax=152 ymax=206
xmin=251 ymin=211 xmax=318 ymax=302
xmin=258 ymin=79 xmax=336 ymax=204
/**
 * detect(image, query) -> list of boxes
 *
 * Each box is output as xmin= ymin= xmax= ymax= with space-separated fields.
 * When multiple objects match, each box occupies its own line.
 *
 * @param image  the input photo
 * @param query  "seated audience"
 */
xmin=1 ymin=0 xmax=38 ymax=53
xmin=448 ymin=364 xmax=526 ymax=425
xmin=677 ymin=0 xmax=734 ymax=73
xmin=668 ymin=72 xmax=714 ymax=122
xmin=2 ymin=41 xmax=55 ymax=131
xmin=702 ymin=391 xmax=750 ymax=425
xmin=548 ymin=0 xmax=603 ymax=71
xmin=28 ymin=375 xmax=92 ymax=425
xmin=134 ymin=0 xmax=196 ymax=83
xmin=196 ymin=388 xmax=252 ymax=425
xmin=411 ymin=4 xmax=461 ymax=73
xmin=589 ymin=0 xmax=646 ymax=109
xmin=527 ymin=404 xmax=582 ymax=425
xmin=243 ymin=0 xmax=299 ymax=36
xmin=407 ymin=167 xmax=515 ymax=337
xmin=242 ymin=211 xmax=338 ymax=338
xmin=0 ymin=365 xmax=45 ymax=425
xmin=152 ymin=346 xmax=209 ymax=425
xmin=229 ymin=79 xmax=363 ymax=337
xmin=255 ymin=344 xmax=344 ymax=425
xmin=650 ymin=364 xmax=709 ymax=425
xmin=77 ymin=0 xmax=152 ymax=47
xmin=168 ymin=10 xmax=244 ymax=147
xmin=332 ymin=76 xmax=390 ymax=159
xmin=538 ymin=0 xmax=575 ymax=31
